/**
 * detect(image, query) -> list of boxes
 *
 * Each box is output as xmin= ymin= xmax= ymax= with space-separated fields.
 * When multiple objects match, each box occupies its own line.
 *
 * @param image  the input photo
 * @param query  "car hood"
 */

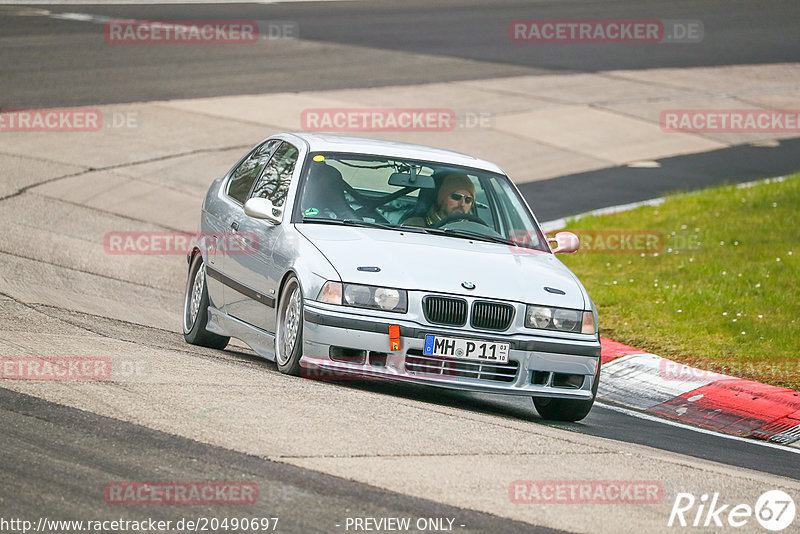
xmin=296 ymin=224 xmax=587 ymax=309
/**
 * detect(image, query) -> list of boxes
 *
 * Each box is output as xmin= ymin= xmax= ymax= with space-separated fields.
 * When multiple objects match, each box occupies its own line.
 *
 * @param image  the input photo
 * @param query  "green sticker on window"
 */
xmin=304 ymin=207 xmax=319 ymax=217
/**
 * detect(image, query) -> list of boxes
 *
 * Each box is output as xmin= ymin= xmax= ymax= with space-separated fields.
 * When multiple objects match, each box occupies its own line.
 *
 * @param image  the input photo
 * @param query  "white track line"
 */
xmin=543 ymin=175 xmax=798 ymax=452
xmin=596 ymin=401 xmax=800 ymax=455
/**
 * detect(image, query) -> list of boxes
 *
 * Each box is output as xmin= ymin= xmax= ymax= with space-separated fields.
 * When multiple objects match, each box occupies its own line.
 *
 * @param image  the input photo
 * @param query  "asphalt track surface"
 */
xmin=1 ymin=387 xmax=558 ymax=534
xmin=2 ymin=1 xmax=800 ymax=532
xmin=523 ymin=138 xmax=800 ymax=221
xmin=1 ymin=0 xmax=799 ymax=107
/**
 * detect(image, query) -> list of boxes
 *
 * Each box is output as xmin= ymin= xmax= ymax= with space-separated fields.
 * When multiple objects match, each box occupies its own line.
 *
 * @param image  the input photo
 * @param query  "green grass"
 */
xmin=555 ymin=173 xmax=800 ymax=391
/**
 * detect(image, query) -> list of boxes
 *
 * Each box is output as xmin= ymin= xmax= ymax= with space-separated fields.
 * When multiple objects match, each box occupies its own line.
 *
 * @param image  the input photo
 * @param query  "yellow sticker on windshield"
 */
xmin=313 ymin=155 xmax=325 ymax=162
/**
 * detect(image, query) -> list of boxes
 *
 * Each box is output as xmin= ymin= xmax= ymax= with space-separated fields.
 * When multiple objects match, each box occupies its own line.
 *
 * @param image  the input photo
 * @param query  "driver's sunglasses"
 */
xmin=449 ymin=192 xmax=474 ymax=204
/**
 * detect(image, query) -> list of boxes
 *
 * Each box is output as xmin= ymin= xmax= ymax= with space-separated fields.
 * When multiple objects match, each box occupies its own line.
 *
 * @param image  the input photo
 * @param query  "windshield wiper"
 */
xmin=341 ymin=219 xmax=400 ymax=231
xmin=301 ymin=217 xmax=428 ymax=234
xmin=300 ymin=218 xmax=514 ymax=244
xmin=420 ymin=227 xmax=516 ymax=246
xmin=343 ymin=219 xmax=442 ymax=236
xmin=301 ymin=217 xmax=345 ymax=225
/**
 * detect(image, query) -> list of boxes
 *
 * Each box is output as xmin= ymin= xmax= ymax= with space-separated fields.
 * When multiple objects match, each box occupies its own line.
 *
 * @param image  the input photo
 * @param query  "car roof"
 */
xmin=283 ymin=132 xmax=506 ymax=174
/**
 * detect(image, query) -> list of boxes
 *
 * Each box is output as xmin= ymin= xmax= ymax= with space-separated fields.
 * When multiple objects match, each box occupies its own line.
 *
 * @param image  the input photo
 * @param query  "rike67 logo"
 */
xmin=668 ymin=490 xmax=796 ymax=531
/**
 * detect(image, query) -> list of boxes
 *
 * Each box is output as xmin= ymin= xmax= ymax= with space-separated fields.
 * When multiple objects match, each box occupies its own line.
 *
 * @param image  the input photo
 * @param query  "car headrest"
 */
xmin=302 ymin=162 xmax=351 ymax=212
xmin=308 ymin=162 xmax=344 ymax=185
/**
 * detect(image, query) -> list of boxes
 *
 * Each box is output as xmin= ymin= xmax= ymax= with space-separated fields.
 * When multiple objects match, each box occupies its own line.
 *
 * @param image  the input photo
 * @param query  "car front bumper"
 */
xmin=302 ymin=302 xmax=601 ymax=399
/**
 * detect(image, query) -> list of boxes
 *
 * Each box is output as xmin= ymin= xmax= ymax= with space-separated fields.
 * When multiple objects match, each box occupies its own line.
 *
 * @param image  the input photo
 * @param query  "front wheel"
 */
xmin=275 ymin=275 xmax=303 ymax=375
xmin=183 ymin=253 xmax=229 ymax=350
xmin=532 ymin=362 xmax=600 ymax=422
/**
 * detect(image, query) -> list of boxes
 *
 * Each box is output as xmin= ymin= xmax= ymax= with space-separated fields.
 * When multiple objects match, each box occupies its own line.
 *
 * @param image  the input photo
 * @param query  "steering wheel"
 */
xmin=431 ymin=213 xmax=490 ymax=228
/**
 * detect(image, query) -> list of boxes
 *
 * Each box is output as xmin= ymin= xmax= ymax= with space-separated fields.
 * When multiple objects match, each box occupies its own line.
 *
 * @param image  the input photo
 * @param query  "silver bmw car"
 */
xmin=183 ymin=132 xmax=601 ymax=421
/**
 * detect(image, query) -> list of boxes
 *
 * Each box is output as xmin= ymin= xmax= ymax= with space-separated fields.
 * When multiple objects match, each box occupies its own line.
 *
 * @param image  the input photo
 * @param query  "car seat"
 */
xmin=300 ymin=162 xmax=360 ymax=220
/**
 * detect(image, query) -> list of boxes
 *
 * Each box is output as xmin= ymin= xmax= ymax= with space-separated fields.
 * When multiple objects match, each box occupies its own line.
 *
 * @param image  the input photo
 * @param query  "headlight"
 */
xmin=318 ymin=281 xmax=407 ymax=313
xmin=553 ymin=308 xmax=580 ymax=331
xmin=526 ymin=305 xmax=593 ymax=334
xmin=373 ymin=287 xmax=401 ymax=310
xmin=343 ymin=284 xmax=371 ymax=306
xmin=526 ymin=306 xmax=552 ymax=329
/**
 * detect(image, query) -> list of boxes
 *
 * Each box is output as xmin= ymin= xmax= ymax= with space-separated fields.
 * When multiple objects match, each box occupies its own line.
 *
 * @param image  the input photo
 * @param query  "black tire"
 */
xmin=533 ymin=361 xmax=601 ymax=422
xmin=183 ymin=253 xmax=230 ymax=350
xmin=275 ymin=275 xmax=303 ymax=375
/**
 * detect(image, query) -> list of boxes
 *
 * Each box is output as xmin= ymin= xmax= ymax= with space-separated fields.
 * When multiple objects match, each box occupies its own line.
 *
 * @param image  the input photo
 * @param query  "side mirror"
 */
xmin=548 ymin=231 xmax=580 ymax=254
xmin=244 ymin=197 xmax=282 ymax=224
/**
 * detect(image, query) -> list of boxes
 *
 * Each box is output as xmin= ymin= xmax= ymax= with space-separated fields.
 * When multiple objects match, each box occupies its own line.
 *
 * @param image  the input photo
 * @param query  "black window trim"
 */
xmin=243 ymin=140 xmax=301 ymax=226
xmin=224 ymin=138 xmax=282 ymax=206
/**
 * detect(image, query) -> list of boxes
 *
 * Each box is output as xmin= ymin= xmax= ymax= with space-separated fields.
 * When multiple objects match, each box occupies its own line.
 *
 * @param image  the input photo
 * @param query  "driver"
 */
xmin=403 ymin=173 xmax=475 ymax=227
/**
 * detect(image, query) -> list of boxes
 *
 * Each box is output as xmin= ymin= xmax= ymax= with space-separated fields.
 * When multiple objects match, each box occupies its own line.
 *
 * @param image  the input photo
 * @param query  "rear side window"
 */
xmin=250 ymin=142 xmax=299 ymax=209
xmin=226 ymin=139 xmax=281 ymax=203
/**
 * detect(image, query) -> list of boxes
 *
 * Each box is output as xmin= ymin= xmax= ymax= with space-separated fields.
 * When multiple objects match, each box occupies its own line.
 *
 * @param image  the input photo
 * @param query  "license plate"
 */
xmin=423 ymin=334 xmax=509 ymax=363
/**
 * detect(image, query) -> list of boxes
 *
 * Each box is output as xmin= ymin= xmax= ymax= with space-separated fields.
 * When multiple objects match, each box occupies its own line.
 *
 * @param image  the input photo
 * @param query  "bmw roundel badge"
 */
xmin=461 ymin=281 xmax=476 ymax=290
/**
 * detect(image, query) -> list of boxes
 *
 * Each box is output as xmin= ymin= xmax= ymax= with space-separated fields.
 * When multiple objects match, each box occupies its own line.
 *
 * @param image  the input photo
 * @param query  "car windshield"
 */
xmin=293 ymin=152 xmax=549 ymax=252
